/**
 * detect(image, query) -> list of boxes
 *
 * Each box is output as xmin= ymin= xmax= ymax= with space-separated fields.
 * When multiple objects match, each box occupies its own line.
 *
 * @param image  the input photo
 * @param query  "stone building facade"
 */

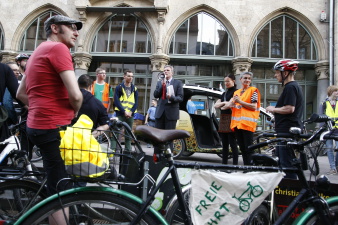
xmin=0 ymin=0 xmax=336 ymax=120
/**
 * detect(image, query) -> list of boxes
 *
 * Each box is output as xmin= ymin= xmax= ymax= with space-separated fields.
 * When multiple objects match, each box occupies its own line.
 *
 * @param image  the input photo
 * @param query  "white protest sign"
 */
xmin=190 ymin=170 xmax=284 ymax=225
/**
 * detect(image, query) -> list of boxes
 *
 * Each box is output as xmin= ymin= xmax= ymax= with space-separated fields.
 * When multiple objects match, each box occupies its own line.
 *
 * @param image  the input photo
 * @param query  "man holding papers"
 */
xmin=153 ymin=65 xmax=184 ymax=151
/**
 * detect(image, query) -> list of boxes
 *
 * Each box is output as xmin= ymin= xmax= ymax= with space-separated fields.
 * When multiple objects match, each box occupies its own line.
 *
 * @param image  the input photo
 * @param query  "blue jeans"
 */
xmin=325 ymin=139 xmax=338 ymax=170
xmin=111 ymin=115 xmax=134 ymax=151
xmin=26 ymin=127 xmax=71 ymax=196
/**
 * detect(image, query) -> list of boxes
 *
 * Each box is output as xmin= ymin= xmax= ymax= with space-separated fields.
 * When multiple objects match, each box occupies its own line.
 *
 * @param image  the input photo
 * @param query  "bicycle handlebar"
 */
xmin=260 ymin=133 xmax=312 ymax=139
xmin=248 ymin=138 xmax=288 ymax=150
xmin=8 ymin=120 xmax=26 ymax=134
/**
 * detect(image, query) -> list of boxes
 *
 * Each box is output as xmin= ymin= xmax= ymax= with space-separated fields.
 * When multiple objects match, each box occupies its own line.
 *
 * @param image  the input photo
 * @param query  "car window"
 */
xmin=189 ymin=95 xmax=220 ymax=119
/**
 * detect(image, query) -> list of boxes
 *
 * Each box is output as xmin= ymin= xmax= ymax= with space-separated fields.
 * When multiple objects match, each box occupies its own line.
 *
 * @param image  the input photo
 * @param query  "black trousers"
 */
xmin=27 ymin=127 xmax=71 ymax=196
xmin=234 ymin=128 xmax=254 ymax=165
xmin=220 ymin=132 xmax=238 ymax=165
xmin=154 ymin=113 xmax=178 ymax=154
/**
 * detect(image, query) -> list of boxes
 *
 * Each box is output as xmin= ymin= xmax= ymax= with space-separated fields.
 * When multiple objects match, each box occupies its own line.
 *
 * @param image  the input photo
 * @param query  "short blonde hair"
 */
xmin=96 ymin=67 xmax=105 ymax=74
xmin=327 ymin=85 xmax=338 ymax=97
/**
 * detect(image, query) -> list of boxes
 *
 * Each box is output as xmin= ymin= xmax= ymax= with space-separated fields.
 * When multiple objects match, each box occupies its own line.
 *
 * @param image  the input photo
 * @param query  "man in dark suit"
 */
xmin=153 ymin=65 xmax=183 ymax=134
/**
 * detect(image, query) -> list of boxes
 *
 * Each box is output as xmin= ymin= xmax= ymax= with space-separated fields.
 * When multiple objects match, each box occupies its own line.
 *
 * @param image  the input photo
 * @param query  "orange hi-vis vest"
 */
xmin=230 ymin=86 xmax=261 ymax=132
xmin=91 ymin=81 xmax=110 ymax=108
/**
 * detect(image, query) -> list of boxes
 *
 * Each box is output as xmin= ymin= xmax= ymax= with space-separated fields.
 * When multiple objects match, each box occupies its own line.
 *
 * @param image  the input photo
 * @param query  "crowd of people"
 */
xmin=1 ymin=16 xmax=337 ymax=221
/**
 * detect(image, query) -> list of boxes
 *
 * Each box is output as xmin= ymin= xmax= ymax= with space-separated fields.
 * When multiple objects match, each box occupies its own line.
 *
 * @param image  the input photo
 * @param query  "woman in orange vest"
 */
xmin=230 ymin=72 xmax=261 ymax=165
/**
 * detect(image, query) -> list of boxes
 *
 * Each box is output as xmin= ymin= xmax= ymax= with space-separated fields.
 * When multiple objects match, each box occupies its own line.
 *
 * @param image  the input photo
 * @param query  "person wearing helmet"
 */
xmin=15 ymin=53 xmax=29 ymax=80
xmin=266 ymin=59 xmax=304 ymax=179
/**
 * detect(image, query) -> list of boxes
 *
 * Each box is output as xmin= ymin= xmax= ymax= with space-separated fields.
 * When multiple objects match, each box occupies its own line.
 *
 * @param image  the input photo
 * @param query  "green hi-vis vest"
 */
xmin=325 ymin=101 xmax=338 ymax=128
xmin=115 ymin=86 xmax=137 ymax=113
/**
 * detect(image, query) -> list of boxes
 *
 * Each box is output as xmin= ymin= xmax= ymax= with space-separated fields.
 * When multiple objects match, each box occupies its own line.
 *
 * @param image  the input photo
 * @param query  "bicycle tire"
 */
xmin=243 ymin=204 xmax=269 ymax=225
xmin=293 ymin=196 xmax=338 ymax=225
xmin=297 ymin=204 xmax=338 ymax=225
xmin=165 ymin=188 xmax=191 ymax=224
xmin=17 ymin=190 xmax=163 ymax=225
xmin=0 ymin=179 xmax=47 ymax=221
xmin=304 ymin=144 xmax=320 ymax=176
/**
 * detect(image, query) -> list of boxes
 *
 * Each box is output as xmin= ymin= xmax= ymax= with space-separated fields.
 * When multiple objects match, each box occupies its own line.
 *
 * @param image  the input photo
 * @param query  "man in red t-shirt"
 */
xmin=17 ymin=15 xmax=83 ymax=200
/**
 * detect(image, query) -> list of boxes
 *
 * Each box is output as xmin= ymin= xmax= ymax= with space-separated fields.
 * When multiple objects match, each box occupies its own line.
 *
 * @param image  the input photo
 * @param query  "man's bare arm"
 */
xmin=16 ymin=75 xmax=29 ymax=106
xmin=59 ymin=70 xmax=83 ymax=112
xmin=266 ymin=105 xmax=295 ymax=114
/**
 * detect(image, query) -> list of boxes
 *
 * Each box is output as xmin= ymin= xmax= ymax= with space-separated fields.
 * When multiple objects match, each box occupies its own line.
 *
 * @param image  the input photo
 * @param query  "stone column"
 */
xmin=72 ymin=52 xmax=92 ymax=78
xmin=232 ymin=57 xmax=253 ymax=89
xmin=149 ymin=54 xmax=170 ymax=105
xmin=315 ymin=60 xmax=329 ymax=113
xmin=73 ymin=6 xmax=90 ymax=77
xmin=0 ymin=51 xmax=17 ymax=63
xmin=156 ymin=10 xmax=166 ymax=54
xmin=76 ymin=6 xmax=87 ymax=54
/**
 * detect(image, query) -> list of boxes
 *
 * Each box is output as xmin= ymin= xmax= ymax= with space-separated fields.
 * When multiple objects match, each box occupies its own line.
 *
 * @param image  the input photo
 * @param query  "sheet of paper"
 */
xmin=167 ymin=85 xmax=175 ymax=96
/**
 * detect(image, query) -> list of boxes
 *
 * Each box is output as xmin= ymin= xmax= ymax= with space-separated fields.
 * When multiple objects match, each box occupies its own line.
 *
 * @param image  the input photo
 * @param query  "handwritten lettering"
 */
xmin=206 ymin=202 xmax=229 ymax=224
xmin=195 ymin=181 xmax=223 ymax=216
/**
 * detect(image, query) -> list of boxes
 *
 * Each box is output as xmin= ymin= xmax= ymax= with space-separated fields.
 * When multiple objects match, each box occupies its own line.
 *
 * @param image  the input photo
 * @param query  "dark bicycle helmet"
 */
xmin=273 ymin=59 xmax=299 ymax=72
xmin=15 ymin=53 xmax=30 ymax=62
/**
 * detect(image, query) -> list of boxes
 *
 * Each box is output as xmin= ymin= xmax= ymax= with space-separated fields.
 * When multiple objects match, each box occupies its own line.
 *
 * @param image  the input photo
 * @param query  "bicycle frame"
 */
xmin=0 ymin=135 xmax=42 ymax=180
xmin=0 ymin=135 xmax=21 ymax=164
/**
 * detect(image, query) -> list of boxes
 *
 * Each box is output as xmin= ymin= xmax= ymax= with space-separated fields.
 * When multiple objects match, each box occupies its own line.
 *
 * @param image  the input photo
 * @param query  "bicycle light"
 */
xmin=289 ymin=127 xmax=302 ymax=135
xmin=316 ymin=175 xmax=331 ymax=190
xmin=153 ymin=153 xmax=159 ymax=163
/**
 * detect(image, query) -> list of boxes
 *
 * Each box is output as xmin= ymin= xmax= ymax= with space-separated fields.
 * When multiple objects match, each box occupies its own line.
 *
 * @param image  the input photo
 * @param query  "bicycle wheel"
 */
xmin=165 ymin=188 xmax=191 ymax=224
xmin=304 ymin=144 xmax=320 ymax=176
xmin=244 ymin=204 xmax=269 ymax=225
xmin=0 ymin=179 xmax=47 ymax=221
xmin=297 ymin=203 xmax=338 ymax=224
xmin=17 ymin=191 xmax=162 ymax=225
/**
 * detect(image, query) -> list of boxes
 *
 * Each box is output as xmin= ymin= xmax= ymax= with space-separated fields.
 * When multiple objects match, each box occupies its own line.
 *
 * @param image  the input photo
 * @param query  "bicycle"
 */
xmin=0 ymin=120 xmax=47 ymax=221
xmin=0 ymin=120 xmax=44 ymax=180
xmin=0 ymin=119 xmax=127 ymax=223
xmin=255 ymin=116 xmax=328 ymax=177
xmin=12 ymin=114 xmax=338 ymax=225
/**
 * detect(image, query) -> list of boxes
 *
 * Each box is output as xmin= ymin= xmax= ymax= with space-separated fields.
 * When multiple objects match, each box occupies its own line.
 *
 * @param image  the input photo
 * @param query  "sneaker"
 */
xmin=326 ymin=169 xmax=337 ymax=175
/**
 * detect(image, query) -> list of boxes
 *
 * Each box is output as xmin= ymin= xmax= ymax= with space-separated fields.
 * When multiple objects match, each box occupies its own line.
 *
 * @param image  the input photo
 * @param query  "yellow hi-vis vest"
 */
xmin=325 ymin=101 xmax=338 ymax=128
xmin=59 ymin=114 xmax=110 ymax=178
xmin=114 ymin=86 xmax=137 ymax=113
xmin=230 ymin=87 xmax=261 ymax=132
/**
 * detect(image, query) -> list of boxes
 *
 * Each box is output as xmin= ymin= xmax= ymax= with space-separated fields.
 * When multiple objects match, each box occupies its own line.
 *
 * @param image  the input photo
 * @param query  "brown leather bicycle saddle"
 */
xmin=135 ymin=125 xmax=190 ymax=144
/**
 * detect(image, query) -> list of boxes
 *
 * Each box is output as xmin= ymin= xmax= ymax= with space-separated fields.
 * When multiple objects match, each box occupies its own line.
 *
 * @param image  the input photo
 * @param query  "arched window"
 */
xmin=0 ymin=25 xmax=4 ymax=50
xmin=19 ymin=11 xmax=59 ymax=51
xmin=91 ymin=14 xmax=151 ymax=53
xmin=169 ymin=12 xmax=234 ymax=56
xmin=251 ymin=15 xmax=317 ymax=60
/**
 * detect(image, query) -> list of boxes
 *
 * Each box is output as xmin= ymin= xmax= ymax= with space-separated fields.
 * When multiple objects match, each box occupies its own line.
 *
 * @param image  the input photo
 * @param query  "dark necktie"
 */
xmin=162 ymin=82 xmax=166 ymax=99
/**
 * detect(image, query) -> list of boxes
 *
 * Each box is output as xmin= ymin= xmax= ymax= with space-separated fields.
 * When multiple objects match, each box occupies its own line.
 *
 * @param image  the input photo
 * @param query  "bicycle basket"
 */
xmin=59 ymin=115 xmax=110 ymax=179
